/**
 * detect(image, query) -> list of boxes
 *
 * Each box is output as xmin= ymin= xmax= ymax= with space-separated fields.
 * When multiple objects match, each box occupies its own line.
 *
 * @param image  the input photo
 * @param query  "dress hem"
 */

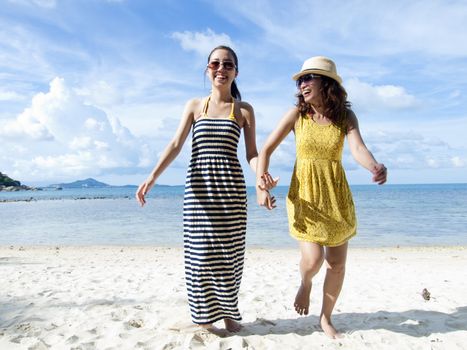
xmin=192 ymin=314 xmax=242 ymax=325
xmin=289 ymin=230 xmax=356 ymax=247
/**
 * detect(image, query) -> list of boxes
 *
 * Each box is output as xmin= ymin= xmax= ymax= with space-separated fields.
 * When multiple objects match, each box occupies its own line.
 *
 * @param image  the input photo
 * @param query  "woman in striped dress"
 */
xmin=136 ymin=46 xmax=274 ymax=335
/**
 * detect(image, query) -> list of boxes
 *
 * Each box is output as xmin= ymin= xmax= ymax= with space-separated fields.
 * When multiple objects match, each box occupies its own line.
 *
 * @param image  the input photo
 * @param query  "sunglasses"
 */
xmin=296 ymin=73 xmax=321 ymax=87
xmin=207 ymin=60 xmax=236 ymax=71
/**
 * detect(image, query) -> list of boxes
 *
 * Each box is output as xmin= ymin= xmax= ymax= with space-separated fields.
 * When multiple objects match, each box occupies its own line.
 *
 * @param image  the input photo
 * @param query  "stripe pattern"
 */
xmin=183 ymin=118 xmax=247 ymax=324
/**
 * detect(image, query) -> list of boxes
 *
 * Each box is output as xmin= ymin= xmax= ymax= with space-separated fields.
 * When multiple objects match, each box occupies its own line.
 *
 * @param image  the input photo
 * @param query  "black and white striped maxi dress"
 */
xmin=183 ymin=98 xmax=247 ymax=324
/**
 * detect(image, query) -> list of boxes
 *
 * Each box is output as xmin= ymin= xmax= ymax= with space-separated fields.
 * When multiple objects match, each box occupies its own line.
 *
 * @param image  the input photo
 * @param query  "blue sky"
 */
xmin=1 ymin=0 xmax=466 ymax=186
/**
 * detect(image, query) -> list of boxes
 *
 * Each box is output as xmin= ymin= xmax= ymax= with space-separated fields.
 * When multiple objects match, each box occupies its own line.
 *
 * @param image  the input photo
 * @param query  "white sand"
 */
xmin=0 ymin=245 xmax=466 ymax=350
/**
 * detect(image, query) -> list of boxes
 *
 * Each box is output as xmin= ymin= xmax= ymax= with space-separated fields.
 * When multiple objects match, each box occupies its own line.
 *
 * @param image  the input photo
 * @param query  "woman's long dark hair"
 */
xmin=296 ymin=76 xmax=351 ymax=128
xmin=207 ymin=45 xmax=241 ymax=101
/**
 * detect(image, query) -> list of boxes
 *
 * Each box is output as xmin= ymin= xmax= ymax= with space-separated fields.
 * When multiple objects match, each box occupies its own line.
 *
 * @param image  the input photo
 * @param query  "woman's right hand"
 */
xmin=257 ymin=189 xmax=276 ymax=210
xmin=258 ymin=172 xmax=280 ymax=191
xmin=371 ymin=163 xmax=387 ymax=185
xmin=136 ymin=178 xmax=155 ymax=207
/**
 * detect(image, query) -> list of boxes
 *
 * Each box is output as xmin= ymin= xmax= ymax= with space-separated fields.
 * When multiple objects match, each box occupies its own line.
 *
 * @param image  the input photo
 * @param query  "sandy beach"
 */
xmin=0 ymin=245 xmax=466 ymax=349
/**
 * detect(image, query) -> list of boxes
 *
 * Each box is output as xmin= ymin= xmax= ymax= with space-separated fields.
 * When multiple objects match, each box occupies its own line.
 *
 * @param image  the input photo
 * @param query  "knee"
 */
xmin=301 ymin=257 xmax=323 ymax=275
xmin=326 ymin=261 xmax=346 ymax=275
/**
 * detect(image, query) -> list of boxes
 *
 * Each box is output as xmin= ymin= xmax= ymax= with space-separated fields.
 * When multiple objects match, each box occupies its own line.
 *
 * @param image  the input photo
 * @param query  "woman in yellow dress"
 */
xmin=256 ymin=56 xmax=387 ymax=338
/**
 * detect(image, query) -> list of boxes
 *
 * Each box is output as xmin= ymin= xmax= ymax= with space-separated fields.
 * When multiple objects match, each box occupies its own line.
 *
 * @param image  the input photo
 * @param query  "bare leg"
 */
xmin=294 ymin=242 xmax=324 ymax=315
xmin=224 ymin=318 xmax=242 ymax=332
xmin=320 ymin=242 xmax=348 ymax=339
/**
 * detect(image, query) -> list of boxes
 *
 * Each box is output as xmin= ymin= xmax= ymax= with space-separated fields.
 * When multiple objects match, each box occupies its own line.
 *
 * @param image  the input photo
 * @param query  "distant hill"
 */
xmin=0 ymin=172 xmax=21 ymax=187
xmin=49 ymin=178 xmax=111 ymax=189
xmin=0 ymin=172 xmax=35 ymax=191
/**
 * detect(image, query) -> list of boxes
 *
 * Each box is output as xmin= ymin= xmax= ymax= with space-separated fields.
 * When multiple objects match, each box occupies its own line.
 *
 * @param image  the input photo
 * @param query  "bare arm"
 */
xmin=240 ymin=102 xmax=259 ymax=173
xmin=135 ymin=98 xmax=198 ymax=206
xmin=256 ymin=107 xmax=299 ymax=209
xmin=346 ymin=110 xmax=387 ymax=185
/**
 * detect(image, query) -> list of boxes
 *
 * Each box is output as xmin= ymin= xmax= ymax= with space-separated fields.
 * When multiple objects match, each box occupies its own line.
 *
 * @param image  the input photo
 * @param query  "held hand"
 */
xmin=258 ymin=172 xmax=280 ymax=191
xmin=257 ymin=189 xmax=277 ymax=210
xmin=135 ymin=178 xmax=155 ymax=207
xmin=371 ymin=163 xmax=387 ymax=185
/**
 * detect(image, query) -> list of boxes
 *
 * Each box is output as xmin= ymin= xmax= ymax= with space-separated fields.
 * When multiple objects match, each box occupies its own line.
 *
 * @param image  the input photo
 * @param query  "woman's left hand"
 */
xmin=371 ymin=163 xmax=387 ymax=185
xmin=257 ymin=189 xmax=277 ymax=210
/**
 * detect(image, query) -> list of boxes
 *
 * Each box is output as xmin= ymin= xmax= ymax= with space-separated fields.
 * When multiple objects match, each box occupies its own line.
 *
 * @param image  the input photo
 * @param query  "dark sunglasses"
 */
xmin=207 ymin=60 xmax=236 ymax=71
xmin=296 ymin=73 xmax=321 ymax=87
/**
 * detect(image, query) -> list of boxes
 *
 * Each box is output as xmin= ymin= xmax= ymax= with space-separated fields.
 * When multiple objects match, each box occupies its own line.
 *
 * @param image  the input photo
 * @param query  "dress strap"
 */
xmin=228 ymin=97 xmax=236 ymax=120
xmin=200 ymin=95 xmax=236 ymax=120
xmin=200 ymin=96 xmax=211 ymax=118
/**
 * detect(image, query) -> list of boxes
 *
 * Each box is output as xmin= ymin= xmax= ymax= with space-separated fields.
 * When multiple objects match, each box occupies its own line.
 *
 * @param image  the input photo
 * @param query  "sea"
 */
xmin=1 ymin=184 xmax=466 ymax=248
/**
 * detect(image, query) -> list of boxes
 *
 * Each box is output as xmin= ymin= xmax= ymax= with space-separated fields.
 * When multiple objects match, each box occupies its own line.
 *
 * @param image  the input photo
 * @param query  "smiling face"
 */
xmin=206 ymin=49 xmax=238 ymax=88
xmin=298 ymin=74 xmax=323 ymax=105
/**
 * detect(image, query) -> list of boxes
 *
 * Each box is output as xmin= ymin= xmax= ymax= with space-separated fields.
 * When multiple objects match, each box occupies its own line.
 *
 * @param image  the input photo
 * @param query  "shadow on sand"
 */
xmin=237 ymin=306 xmax=467 ymax=337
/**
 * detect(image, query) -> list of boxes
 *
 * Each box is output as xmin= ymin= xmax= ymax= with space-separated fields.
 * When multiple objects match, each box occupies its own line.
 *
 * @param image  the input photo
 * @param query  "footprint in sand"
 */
xmin=71 ymin=341 xmax=95 ymax=350
xmin=66 ymin=335 xmax=79 ymax=344
xmin=127 ymin=319 xmax=144 ymax=328
xmin=185 ymin=333 xmax=209 ymax=348
xmin=28 ymin=340 xmax=49 ymax=350
xmin=15 ymin=323 xmax=32 ymax=332
xmin=421 ymin=288 xmax=431 ymax=301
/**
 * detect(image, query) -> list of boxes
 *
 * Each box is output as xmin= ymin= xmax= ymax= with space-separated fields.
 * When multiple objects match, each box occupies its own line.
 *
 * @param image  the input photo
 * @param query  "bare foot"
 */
xmin=199 ymin=323 xmax=229 ymax=337
xmin=294 ymin=282 xmax=312 ymax=315
xmin=224 ymin=318 xmax=242 ymax=332
xmin=320 ymin=315 xmax=343 ymax=339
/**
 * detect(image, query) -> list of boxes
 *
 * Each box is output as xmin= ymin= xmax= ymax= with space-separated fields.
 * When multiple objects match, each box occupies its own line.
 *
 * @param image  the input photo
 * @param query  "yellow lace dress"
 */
xmin=286 ymin=114 xmax=356 ymax=246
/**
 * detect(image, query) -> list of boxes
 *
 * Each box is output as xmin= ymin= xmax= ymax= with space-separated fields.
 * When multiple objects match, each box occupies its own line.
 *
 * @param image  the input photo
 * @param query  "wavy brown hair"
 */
xmin=296 ymin=75 xmax=351 ymax=129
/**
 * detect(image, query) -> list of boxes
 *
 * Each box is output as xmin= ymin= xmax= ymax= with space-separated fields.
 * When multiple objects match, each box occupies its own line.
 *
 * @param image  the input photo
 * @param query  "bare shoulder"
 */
xmin=346 ymin=109 xmax=359 ymax=132
xmin=184 ymin=97 xmax=207 ymax=121
xmin=238 ymin=100 xmax=254 ymax=114
xmin=286 ymin=106 xmax=300 ymax=116
xmin=347 ymin=108 xmax=357 ymax=120
xmin=236 ymin=100 xmax=255 ymax=128
xmin=283 ymin=106 xmax=300 ymax=122
xmin=185 ymin=97 xmax=203 ymax=112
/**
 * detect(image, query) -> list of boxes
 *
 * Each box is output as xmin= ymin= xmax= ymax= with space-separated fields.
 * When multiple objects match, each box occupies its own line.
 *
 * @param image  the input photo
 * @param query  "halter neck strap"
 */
xmin=201 ymin=96 xmax=236 ymax=120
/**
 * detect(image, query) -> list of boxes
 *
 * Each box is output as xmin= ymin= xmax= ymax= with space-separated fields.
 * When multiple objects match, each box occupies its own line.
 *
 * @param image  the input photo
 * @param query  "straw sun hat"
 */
xmin=292 ymin=56 xmax=342 ymax=85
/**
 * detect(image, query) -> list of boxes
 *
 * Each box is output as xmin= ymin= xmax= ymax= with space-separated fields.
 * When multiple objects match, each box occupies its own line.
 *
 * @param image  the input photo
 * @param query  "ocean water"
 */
xmin=1 ymin=184 xmax=466 ymax=248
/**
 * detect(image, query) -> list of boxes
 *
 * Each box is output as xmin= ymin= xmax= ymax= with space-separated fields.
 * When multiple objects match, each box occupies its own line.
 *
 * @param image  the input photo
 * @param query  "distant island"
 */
xmin=1 ymin=174 xmax=173 ymax=192
xmin=48 ymin=178 xmax=112 ymax=189
xmin=47 ymin=178 xmax=142 ymax=189
xmin=0 ymin=172 xmax=36 ymax=191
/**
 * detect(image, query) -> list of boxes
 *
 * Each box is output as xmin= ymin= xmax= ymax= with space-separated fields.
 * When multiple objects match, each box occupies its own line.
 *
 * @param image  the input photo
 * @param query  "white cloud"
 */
xmin=451 ymin=156 xmax=465 ymax=168
xmin=84 ymin=118 xmax=106 ymax=131
xmin=214 ymin=0 xmax=467 ymax=57
xmin=0 ymin=18 xmax=95 ymax=98
xmin=362 ymin=129 xmax=466 ymax=171
xmin=75 ymin=80 xmax=123 ymax=108
xmin=0 ymin=77 xmax=154 ymax=182
xmin=346 ymin=78 xmax=418 ymax=112
xmin=426 ymin=158 xmax=439 ymax=168
xmin=0 ymin=90 xmax=25 ymax=101
xmin=69 ymin=136 xmax=91 ymax=150
xmin=171 ymin=28 xmax=234 ymax=57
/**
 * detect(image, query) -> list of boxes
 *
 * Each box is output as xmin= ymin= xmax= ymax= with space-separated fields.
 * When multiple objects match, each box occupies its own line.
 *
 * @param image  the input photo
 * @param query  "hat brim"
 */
xmin=292 ymin=69 xmax=342 ymax=85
